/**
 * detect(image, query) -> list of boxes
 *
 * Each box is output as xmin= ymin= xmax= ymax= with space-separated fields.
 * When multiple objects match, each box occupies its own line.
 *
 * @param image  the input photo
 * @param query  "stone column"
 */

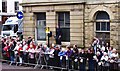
xmin=110 ymin=22 xmax=119 ymax=49
xmin=23 ymin=10 xmax=35 ymax=39
xmin=84 ymin=4 xmax=94 ymax=48
xmin=84 ymin=22 xmax=94 ymax=47
xmin=70 ymin=9 xmax=84 ymax=47
xmin=46 ymin=11 xmax=56 ymax=44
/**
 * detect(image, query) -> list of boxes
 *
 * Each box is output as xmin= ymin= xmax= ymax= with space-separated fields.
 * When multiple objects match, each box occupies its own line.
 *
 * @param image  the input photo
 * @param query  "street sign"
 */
xmin=46 ymin=27 xmax=50 ymax=33
xmin=17 ymin=11 xmax=23 ymax=19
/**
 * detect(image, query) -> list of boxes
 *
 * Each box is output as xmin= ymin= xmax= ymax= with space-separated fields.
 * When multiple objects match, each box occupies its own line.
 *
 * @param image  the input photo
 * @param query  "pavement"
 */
xmin=2 ymin=62 xmax=33 ymax=69
xmin=1 ymin=62 xmax=57 ymax=71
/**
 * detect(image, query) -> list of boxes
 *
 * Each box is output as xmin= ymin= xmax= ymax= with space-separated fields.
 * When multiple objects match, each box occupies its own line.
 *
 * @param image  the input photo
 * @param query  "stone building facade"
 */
xmin=21 ymin=0 xmax=120 ymax=51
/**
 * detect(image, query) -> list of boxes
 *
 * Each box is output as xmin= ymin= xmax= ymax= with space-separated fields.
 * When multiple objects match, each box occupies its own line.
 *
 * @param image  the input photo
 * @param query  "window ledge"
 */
xmin=96 ymin=31 xmax=110 ymax=33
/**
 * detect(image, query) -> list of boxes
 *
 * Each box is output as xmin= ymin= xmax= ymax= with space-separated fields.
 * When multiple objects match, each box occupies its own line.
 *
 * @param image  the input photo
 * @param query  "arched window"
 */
xmin=95 ymin=11 xmax=110 ymax=44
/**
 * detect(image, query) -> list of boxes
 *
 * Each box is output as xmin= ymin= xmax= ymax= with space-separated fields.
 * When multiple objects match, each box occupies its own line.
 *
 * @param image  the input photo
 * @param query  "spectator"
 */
xmin=71 ymin=44 xmax=79 ymax=70
xmin=53 ymin=45 xmax=60 ymax=67
xmin=105 ymin=42 xmax=109 ymax=52
xmin=94 ymin=51 xmax=102 ymax=71
xmin=101 ymin=52 xmax=109 ymax=71
xmin=28 ymin=44 xmax=35 ymax=64
xmin=58 ymin=48 xmax=66 ymax=68
xmin=18 ymin=44 xmax=23 ymax=65
xmin=9 ymin=41 xmax=15 ymax=64
xmin=92 ymin=37 xmax=100 ymax=54
xmin=109 ymin=48 xmax=119 ymax=63
xmin=22 ymin=40 xmax=28 ymax=64
xmin=87 ymin=48 xmax=95 ymax=71
xmin=3 ymin=42 xmax=10 ymax=60
xmin=1 ymin=36 xmax=120 ymax=71
xmin=79 ymin=48 xmax=86 ymax=71
xmin=42 ymin=44 xmax=49 ymax=65
xmin=108 ymin=47 xmax=113 ymax=58
xmin=55 ymin=25 xmax=62 ymax=45
xmin=65 ymin=45 xmax=73 ymax=69
xmin=34 ymin=43 xmax=44 ymax=65
xmin=48 ymin=44 xmax=55 ymax=66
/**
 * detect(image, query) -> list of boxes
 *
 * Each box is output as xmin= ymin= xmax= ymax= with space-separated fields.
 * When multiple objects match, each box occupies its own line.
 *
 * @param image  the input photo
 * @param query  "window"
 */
xmin=96 ymin=22 xmax=110 ymax=31
xmin=57 ymin=12 xmax=70 ymax=42
xmin=2 ymin=1 xmax=7 ymax=12
xmin=36 ymin=13 xmax=46 ymax=40
xmin=95 ymin=11 xmax=110 ymax=43
xmin=58 ymin=12 xmax=70 ymax=28
xmin=14 ymin=24 xmax=18 ymax=33
xmin=15 ymin=2 xmax=19 ymax=12
xmin=3 ymin=25 xmax=14 ymax=31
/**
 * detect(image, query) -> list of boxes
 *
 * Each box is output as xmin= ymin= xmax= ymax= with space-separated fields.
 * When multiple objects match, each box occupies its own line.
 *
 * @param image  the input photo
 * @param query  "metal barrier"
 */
xmin=1 ymin=51 xmax=120 ymax=71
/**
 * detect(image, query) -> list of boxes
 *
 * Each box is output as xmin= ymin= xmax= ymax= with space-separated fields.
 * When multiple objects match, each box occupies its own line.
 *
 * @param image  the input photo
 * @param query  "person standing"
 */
xmin=55 ymin=25 xmax=62 ymax=45
xmin=58 ymin=48 xmax=66 ymax=68
xmin=79 ymin=49 xmax=87 ymax=71
xmin=48 ymin=44 xmax=55 ymax=66
xmin=53 ymin=45 xmax=60 ymax=67
xmin=9 ymin=41 xmax=15 ymax=65
xmin=28 ymin=44 xmax=35 ymax=64
xmin=87 ymin=48 xmax=95 ymax=71
xmin=71 ymin=44 xmax=79 ymax=70
xmin=65 ymin=45 xmax=73 ymax=69
xmin=92 ymin=37 xmax=100 ymax=54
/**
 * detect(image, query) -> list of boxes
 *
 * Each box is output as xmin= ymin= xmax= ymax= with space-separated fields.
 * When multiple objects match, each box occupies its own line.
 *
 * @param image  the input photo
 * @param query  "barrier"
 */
xmin=1 ymin=50 xmax=120 ymax=71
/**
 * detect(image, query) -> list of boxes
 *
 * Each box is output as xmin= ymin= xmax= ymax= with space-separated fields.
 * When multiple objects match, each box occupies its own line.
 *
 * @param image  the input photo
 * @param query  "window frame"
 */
xmin=35 ymin=13 xmax=46 ymax=41
xmin=57 ymin=12 xmax=70 ymax=28
xmin=2 ymin=1 xmax=7 ymax=12
xmin=95 ymin=19 xmax=110 ymax=33
xmin=36 ymin=20 xmax=46 ymax=40
xmin=94 ymin=11 xmax=110 ymax=44
xmin=14 ymin=1 xmax=19 ymax=13
xmin=57 ymin=12 xmax=70 ymax=42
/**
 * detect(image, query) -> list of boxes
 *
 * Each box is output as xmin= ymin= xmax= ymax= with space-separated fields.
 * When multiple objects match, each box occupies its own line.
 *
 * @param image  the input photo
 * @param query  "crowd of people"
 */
xmin=1 ymin=36 xmax=120 ymax=71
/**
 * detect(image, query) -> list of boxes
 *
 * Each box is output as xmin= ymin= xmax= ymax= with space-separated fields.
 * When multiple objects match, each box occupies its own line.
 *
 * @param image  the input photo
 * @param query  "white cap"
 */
xmin=52 ymin=43 xmax=55 ymax=47
xmin=61 ymin=48 xmax=65 ymax=51
xmin=96 ymin=51 xmax=100 ymax=55
xmin=112 ymin=48 xmax=116 ymax=51
xmin=103 ymin=52 xmax=107 ymax=55
xmin=56 ymin=45 xmax=60 ymax=48
xmin=44 ymin=44 xmax=47 ymax=48
xmin=19 ymin=44 xmax=22 ymax=47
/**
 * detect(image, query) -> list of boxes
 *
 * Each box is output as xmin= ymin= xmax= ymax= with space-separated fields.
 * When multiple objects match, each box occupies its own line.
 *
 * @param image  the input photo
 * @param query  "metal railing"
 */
xmin=1 ymin=51 xmax=120 ymax=71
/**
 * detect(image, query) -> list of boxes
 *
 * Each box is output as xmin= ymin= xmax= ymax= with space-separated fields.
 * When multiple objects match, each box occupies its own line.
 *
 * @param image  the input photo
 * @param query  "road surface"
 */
xmin=2 ymin=62 xmax=33 ymax=69
xmin=1 ymin=62 xmax=56 ymax=71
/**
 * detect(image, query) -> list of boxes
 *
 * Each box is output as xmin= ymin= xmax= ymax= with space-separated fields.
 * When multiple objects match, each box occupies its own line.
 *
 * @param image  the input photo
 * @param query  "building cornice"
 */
xmin=20 ymin=0 xmax=120 ymax=7
xmin=20 ymin=1 xmax=86 ymax=7
xmin=0 ymin=12 xmax=16 ymax=16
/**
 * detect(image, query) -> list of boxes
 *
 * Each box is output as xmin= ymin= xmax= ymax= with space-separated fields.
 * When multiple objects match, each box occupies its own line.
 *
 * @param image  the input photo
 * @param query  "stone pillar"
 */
xmin=0 ymin=0 xmax=1 ymax=34
xmin=118 ymin=22 xmax=120 ymax=52
xmin=117 ymin=3 xmax=120 ymax=52
xmin=70 ymin=10 xmax=84 ymax=47
xmin=85 ymin=22 xmax=94 ymax=47
xmin=84 ymin=4 xmax=94 ymax=48
xmin=23 ymin=12 xmax=35 ymax=39
xmin=110 ymin=23 xmax=119 ymax=49
xmin=46 ymin=11 xmax=56 ymax=44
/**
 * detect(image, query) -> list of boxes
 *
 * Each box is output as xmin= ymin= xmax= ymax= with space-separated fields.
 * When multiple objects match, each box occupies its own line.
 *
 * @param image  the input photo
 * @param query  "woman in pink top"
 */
xmin=28 ymin=44 xmax=35 ymax=64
